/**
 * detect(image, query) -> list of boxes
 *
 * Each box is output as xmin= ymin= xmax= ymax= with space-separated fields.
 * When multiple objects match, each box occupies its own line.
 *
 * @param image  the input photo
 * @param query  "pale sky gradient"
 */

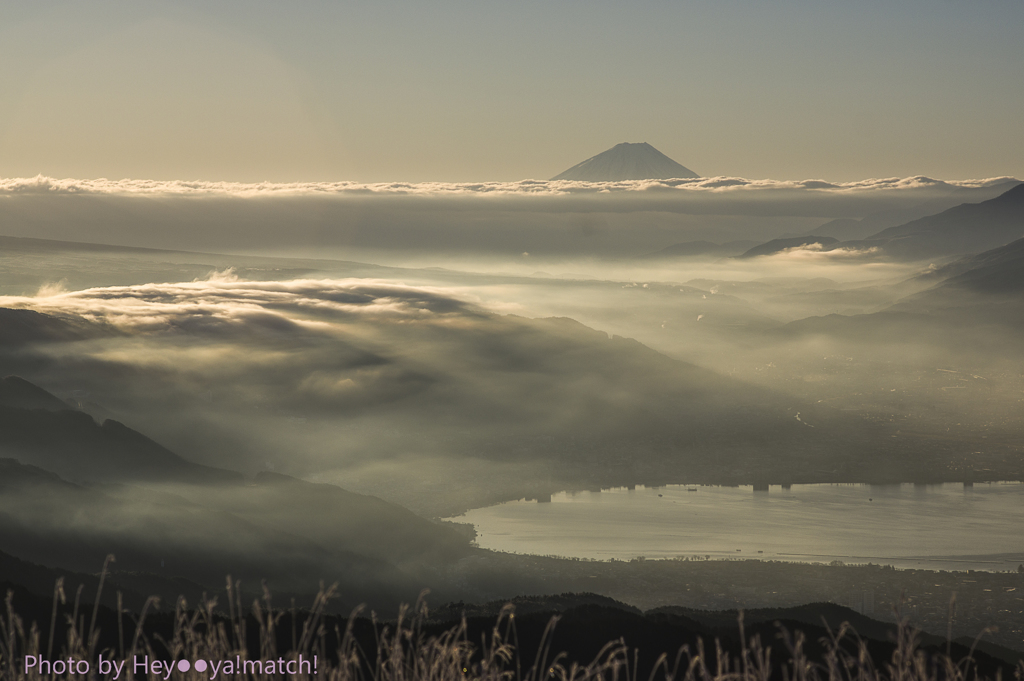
xmin=1 ymin=0 xmax=1021 ymax=183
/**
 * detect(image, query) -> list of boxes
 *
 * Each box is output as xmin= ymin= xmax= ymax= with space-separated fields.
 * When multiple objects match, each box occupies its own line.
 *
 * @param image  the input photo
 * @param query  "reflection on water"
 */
xmin=449 ymin=483 xmax=1024 ymax=572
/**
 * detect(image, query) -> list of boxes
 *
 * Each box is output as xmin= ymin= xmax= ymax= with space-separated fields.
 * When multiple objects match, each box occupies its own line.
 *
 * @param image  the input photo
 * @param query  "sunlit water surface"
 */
xmin=448 ymin=483 xmax=1024 ymax=572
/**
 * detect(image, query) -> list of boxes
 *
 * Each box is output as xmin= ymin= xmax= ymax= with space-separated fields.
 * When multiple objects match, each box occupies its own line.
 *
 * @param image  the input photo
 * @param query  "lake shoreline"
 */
xmin=446 ymin=482 xmax=1024 ymax=573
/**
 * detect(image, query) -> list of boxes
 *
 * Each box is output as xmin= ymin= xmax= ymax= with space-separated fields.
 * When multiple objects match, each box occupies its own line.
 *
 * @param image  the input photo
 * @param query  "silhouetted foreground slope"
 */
xmin=654 ymin=603 xmax=1024 ymax=667
xmin=0 ymin=548 xmax=207 ymax=614
xmin=1 ymin=575 xmax=1019 ymax=681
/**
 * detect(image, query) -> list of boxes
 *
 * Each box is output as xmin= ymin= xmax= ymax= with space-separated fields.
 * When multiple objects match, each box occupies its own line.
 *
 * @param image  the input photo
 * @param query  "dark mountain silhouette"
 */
xmin=551 ymin=142 xmax=699 ymax=181
xmin=0 ymin=375 xmax=70 ymax=411
xmin=866 ymin=182 xmax=1024 ymax=257
xmin=737 ymin=236 xmax=839 ymax=258
xmin=0 ymin=376 xmax=242 ymax=485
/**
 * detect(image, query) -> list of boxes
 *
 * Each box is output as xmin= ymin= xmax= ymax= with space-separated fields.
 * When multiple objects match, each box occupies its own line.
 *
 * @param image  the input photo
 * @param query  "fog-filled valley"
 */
xmin=2 ymin=176 xmax=1024 ymax=657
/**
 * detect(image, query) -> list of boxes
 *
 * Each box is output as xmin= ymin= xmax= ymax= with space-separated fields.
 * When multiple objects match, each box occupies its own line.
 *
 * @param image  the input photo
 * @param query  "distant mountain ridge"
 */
xmin=779 ymin=233 xmax=1024 ymax=340
xmin=910 ymin=235 xmax=1024 ymax=295
xmin=806 ymin=180 xmax=1022 ymax=241
xmin=864 ymin=182 xmax=1024 ymax=257
xmin=552 ymin=142 xmax=699 ymax=181
xmin=736 ymin=181 xmax=1024 ymax=261
xmin=891 ymin=235 xmax=1024 ymax=319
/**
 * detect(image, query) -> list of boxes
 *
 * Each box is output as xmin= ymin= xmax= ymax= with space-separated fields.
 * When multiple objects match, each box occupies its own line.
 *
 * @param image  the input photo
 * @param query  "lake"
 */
xmin=447 ymin=482 xmax=1024 ymax=572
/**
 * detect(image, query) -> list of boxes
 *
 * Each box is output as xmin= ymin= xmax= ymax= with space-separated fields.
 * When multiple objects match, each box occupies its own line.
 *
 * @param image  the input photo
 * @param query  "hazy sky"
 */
xmin=1 ymin=0 xmax=1021 ymax=183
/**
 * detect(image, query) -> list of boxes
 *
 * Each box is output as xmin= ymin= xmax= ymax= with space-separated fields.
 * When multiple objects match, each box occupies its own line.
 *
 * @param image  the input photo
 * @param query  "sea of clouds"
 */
xmin=0 ymin=174 xmax=1015 ymax=197
xmin=0 ymin=173 xmax=1017 ymax=262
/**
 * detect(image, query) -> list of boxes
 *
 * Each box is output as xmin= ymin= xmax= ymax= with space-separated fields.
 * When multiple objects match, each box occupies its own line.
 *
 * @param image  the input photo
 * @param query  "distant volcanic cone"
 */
xmin=551 ymin=142 xmax=700 ymax=181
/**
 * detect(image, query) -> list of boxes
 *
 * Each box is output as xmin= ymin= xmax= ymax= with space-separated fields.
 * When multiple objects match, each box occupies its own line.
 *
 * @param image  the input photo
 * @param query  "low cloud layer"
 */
xmin=757 ymin=243 xmax=885 ymax=260
xmin=2 ymin=273 xmax=478 ymax=332
xmin=0 ymin=174 xmax=1015 ymax=197
xmin=0 ymin=173 xmax=1015 ymax=262
xmin=0 ymin=175 xmax=1018 ymax=260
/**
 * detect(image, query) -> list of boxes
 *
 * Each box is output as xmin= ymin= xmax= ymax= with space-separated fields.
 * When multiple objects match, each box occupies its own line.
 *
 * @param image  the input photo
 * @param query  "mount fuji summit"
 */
xmin=551 ymin=142 xmax=700 ymax=181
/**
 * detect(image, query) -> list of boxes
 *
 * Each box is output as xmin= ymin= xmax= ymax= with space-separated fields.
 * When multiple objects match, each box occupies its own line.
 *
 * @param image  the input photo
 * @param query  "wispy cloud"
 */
xmin=767 ymin=243 xmax=885 ymax=260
